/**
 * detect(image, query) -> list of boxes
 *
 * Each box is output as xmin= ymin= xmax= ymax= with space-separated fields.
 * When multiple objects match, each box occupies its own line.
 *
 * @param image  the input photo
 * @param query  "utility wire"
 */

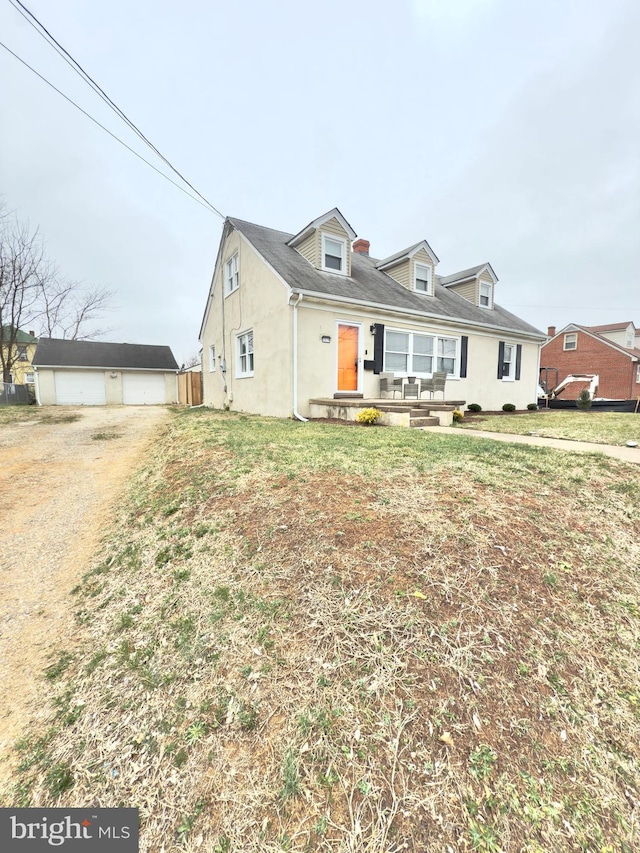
xmin=0 ymin=39 xmax=218 ymax=215
xmin=4 ymin=0 xmax=225 ymax=219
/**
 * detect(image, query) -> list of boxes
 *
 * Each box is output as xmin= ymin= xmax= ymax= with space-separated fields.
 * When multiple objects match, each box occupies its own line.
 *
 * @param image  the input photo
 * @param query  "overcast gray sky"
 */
xmin=1 ymin=0 xmax=638 ymax=364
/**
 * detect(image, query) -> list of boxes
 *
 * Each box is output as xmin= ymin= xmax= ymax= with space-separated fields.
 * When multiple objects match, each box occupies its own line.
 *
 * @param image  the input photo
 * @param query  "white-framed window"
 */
xmin=501 ymin=343 xmax=516 ymax=380
xmin=384 ymin=329 xmax=457 ymax=377
xmin=479 ymin=282 xmax=492 ymax=308
xmin=414 ymin=262 xmax=432 ymax=295
xmin=237 ymin=330 xmax=254 ymax=377
xmin=209 ymin=345 xmax=216 ymax=372
xmin=437 ymin=337 xmax=457 ymax=374
xmin=322 ymin=234 xmax=347 ymax=274
xmin=563 ymin=333 xmax=577 ymax=351
xmin=626 ymin=329 xmax=634 ymax=348
xmin=636 ymin=364 xmax=640 ymax=384
xmin=18 ymin=346 xmax=28 ymax=361
xmin=225 ymin=254 xmax=239 ymax=295
xmin=25 ymin=372 xmax=35 ymax=383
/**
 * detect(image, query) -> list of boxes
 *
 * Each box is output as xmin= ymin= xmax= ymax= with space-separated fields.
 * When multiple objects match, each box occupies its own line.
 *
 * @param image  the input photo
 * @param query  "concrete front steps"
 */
xmin=308 ymin=398 xmax=463 ymax=428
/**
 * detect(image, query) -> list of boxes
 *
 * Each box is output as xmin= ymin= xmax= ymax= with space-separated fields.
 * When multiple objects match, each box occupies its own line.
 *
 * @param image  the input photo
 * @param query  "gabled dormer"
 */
xmin=375 ymin=240 xmax=440 ymax=296
xmin=287 ymin=207 xmax=356 ymax=276
xmin=439 ymin=263 xmax=498 ymax=309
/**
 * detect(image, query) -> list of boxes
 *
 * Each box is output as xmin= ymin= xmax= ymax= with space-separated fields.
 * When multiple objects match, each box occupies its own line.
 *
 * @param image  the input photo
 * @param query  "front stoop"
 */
xmin=410 ymin=411 xmax=440 ymax=428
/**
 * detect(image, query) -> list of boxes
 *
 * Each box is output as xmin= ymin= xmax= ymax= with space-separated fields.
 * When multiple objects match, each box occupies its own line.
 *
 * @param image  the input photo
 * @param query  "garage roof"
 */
xmin=33 ymin=338 xmax=179 ymax=370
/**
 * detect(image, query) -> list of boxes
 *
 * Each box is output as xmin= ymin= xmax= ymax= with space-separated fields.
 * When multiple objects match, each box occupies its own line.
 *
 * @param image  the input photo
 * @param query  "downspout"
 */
xmin=291 ymin=293 xmax=308 ymax=422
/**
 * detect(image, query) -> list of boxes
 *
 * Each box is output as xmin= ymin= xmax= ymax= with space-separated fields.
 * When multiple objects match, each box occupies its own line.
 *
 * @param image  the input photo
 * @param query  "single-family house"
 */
xmin=33 ymin=338 xmax=179 ymax=405
xmin=541 ymin=323 xmax=640 ymax=400
xmin=199 ymin=208 xmax=545 ymax=419
xmin=1 ymin=326 xmax=38 ymax=385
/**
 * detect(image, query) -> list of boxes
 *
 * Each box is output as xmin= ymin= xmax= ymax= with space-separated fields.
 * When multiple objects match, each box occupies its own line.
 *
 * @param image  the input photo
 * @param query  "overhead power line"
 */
xmin=0 ymin=40 xmax=219 ymax=215
xmin=4 ymin=0 xmax=225 ymax=219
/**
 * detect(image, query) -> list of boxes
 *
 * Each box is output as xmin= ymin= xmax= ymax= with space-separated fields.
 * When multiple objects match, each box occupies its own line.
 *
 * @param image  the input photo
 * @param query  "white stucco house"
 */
xmin=199 ymin=208 xmax=545 ymax=420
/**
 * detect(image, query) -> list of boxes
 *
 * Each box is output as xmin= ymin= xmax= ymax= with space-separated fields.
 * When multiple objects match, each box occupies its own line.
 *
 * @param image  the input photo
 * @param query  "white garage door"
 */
xmin=122 ymin=372 xmax=166 ymax=405
xmin=54 ymin=371 xmax=106 ymax=405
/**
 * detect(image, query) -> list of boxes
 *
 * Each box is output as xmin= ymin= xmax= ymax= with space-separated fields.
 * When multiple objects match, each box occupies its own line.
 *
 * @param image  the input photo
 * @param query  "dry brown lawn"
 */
xmin=3 ymin=410 xmax=639 ymax=853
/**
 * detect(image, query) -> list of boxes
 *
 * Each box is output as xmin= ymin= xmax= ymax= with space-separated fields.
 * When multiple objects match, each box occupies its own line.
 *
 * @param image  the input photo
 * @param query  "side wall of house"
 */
xmin=201 ymin=230 xmax=292 ymax=417
xmin=541 ymin=333 xmax=638 ymax=399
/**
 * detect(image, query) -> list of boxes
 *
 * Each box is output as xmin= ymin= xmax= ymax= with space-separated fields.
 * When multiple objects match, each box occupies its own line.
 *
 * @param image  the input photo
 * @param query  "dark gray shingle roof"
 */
xmin=33 ymin=338 xmax=178 ymax=370
xmin=229 ymin=217 xmax=544 ymax=339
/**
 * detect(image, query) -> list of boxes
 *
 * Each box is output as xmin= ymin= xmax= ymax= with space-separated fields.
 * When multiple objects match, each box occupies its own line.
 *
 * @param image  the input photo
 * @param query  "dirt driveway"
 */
xmin=0 ymin=406 xmax=168 ymax=791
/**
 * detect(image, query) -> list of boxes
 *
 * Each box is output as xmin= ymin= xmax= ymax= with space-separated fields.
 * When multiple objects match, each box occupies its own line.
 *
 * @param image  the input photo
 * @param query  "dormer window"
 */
xmin=414 ymin=263 xmax=432 ymax=295
xmin=225 ymin=254 xmax=239 ymax=295
xmin=479 ymin=282 xmax=492 ymax=307
xmin=626 ymin=329 xmax=634 ymax=347
xmin=322 ymin=235 xmax=347 ymax=274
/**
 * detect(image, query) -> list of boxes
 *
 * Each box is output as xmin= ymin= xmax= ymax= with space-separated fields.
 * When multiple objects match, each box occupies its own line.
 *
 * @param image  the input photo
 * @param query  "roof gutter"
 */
xmin=291 ymin=293 xmax=308 ymax=422
xmin=290 ymin=289 xmax=547 ymax=342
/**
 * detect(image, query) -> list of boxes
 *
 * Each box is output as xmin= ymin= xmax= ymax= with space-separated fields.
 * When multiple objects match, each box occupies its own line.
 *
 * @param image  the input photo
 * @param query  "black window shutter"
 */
xmin=373 ymin=324 xmax=385 ymax=374
xmin=515 ymin=344 xmax=522 ymax=381
xmin=460 ymin=336 xmax=468 ymax=378
xmin=497 ymin=341 xmax=505 ymax=379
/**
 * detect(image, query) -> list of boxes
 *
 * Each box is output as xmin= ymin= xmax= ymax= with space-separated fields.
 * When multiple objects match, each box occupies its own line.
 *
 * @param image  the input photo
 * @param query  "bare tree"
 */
xmin=0 ymin=215 xmax=44 ymax=382
xmin=183 ymin=352 xmax=202 ymax=369
xmin=0 ymin=211 xmax=114 ymax=382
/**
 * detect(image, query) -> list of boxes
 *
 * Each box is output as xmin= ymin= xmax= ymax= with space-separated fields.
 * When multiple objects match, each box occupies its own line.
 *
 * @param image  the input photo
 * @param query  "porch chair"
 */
xmin=379 ymin=373 xmax=402 ymax=399
xmin=431 ymin=371 xmax=447 ymax=400
xmin=419 ymin=377 xmax=434 ymax=399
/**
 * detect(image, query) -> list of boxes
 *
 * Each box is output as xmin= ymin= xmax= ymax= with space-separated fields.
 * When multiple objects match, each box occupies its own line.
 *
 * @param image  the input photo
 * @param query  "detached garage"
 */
xmin=33 ymin=338 xmax=179 ymax=406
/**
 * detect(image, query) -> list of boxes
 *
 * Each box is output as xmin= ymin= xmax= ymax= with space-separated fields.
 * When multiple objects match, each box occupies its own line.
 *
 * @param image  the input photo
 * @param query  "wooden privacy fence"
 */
xmin=178 ymin=371 xmax=202 ymax=406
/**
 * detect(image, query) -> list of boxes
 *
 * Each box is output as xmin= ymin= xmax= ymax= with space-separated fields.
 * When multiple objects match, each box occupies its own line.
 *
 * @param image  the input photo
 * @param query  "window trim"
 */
xmin=563 ymin=332 xmax=577 ymax=351
xmin=224 ymin=253 xmax=239 ymax=296
xmin=321 ymin=233 xmax=347 ymax=275
xmin=636 ymin=364 xmax=640 ymax=384
xmin=209 ymin=345 xmax=216 ymax=372
xmin=383 ymin=328 xmax=459 ymax=378
xmin=236 ymin=330 xmax=254 ymax=378
xmin=25 ymin=372 xmax=35 ymax=384
xmin=501 ymin=343 xmax=516 ymax=381
xmin=413 ymin=262 xmax=433 ymax=295
xmin=479 ymin=281 xmax=492 ymax=308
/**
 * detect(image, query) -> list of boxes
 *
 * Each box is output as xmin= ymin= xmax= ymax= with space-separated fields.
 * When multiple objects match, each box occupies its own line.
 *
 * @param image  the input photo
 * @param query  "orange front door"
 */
xmin=337 ymin=324 xmax=359 ymax=392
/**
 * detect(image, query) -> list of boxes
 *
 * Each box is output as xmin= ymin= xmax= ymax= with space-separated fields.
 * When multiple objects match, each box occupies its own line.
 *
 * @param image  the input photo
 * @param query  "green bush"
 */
xmin=467 ymin=403 xmax=482 ymax=412
xmin=527 ymin=403 xmax=538 ymax=411
xmin=576 ymin=389 xmax=592 ymax=411
xmin=502 ymin=403 xmax=516 ymax=412
xmin=356 ymin=407 xmax=382 ymax=425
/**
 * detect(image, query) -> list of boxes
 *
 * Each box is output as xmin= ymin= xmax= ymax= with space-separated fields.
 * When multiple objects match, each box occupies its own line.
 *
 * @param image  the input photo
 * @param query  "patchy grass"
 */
xmin=5 ymin=409 xmax=640 ymax=852
xmin=458 ymin=410 xmax=640 ymax=445
xmin=0 ymin=407 xmax=81 ymax=426
xmin=92 ymin=431 xmax=122 ymax=441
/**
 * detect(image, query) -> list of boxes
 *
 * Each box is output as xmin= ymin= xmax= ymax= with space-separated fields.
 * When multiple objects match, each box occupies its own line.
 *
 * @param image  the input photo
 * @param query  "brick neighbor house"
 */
xmin=540 ymin=322 xmax=640 ymax=400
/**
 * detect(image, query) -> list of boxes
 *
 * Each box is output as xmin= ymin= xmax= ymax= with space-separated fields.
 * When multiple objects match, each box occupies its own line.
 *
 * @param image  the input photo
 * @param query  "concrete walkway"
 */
xmin=427 ymin=426 xmax=640 ymax=465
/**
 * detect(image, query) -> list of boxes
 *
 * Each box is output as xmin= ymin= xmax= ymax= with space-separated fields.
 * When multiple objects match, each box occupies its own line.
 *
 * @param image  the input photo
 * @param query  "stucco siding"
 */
xmin=201 ymin=229 xmax=292 ymax=417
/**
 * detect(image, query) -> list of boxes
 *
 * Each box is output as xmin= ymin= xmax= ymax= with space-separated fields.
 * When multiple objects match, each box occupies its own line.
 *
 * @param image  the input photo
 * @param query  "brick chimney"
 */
xmin=547 ymin=325 xmax=556 ymax=338
xmin=353 ymin=238 xmax=370 ymax=256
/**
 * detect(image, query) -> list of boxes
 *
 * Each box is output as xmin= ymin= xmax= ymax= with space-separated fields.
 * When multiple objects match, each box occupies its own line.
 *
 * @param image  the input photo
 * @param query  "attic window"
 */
xmin=322 ymin=235 xmax=346 ymax=274
xmin=414 ymin=263 xmax=432 ymax=295
xmin=225 ymin=254 xmax=239 ymax=295
xmin=479 ymin=282 xmax=492 ymax=307
xmin=563 ymin=333 xmax=577 ymax=351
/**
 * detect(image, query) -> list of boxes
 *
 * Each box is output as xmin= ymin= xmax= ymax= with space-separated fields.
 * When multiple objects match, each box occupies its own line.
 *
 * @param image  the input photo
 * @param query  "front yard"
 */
xmin=456 ymin=410 xmax=640 ymax=445
xmin=5 ymin=410 xmax=640 ymax=852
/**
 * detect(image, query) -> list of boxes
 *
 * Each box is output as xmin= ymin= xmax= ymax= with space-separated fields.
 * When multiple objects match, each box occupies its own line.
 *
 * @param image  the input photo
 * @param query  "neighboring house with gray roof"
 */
xmin=199 ymin=207 xmax=545 ymax=418
xmin=33 ymin=338 xmax=179 ymax=406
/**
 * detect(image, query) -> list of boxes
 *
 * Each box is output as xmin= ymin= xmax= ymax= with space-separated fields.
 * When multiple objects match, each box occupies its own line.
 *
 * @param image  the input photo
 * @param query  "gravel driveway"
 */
xmin=0 ymin=406 xmax=168 ymax=789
